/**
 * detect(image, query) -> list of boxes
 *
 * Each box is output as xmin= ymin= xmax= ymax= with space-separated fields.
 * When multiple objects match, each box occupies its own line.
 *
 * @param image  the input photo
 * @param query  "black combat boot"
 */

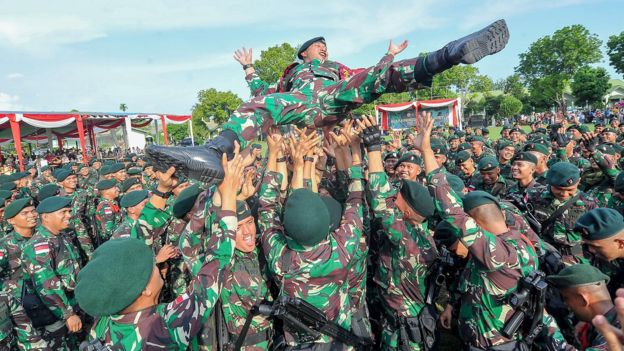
xmin=145 ymin=129 xmax=237 ymax=183
xmin=415 ymin=19 xmax=509 ymax=82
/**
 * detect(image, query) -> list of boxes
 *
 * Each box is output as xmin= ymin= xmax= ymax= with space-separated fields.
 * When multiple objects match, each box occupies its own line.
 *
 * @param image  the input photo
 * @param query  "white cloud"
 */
xmin=6 ymin=72 xmax=23 ymax=79
xmin=0 ymin=92 xmax=21 ymax=110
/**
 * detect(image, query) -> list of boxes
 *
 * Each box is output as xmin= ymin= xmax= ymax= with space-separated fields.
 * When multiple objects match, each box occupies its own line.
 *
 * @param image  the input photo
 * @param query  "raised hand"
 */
xmin=233 ymin=47 xmax=253 ymax=66
xmin=267 ymin=126 xmax=284 ymax=155
xmin=218 ymin=142 xmax=244 ymax=200
xmin=156 ymin=166 xmax=177 ymax=192
xmin=414 ymin=111 xmax=434 ymax=152
xmin=355 ymin=115 xmax=382 ymax=152
xmin=387 ymin=39 xmax=409 ymax=56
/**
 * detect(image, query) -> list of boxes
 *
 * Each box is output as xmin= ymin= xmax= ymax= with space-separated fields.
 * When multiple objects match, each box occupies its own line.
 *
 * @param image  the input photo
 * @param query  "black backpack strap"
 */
xmin=540 ymin=192 xmax=582 ymax=236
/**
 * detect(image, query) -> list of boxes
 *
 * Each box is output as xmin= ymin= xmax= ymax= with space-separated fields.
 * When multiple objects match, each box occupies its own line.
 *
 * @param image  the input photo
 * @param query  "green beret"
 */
xmin=615 ymin=172 xmax=624 ymax=193
xmin=456 ymin=131 xmax=466 ymax=138
xmin=120 ymin=190 xmax=149 ymax=209
xmin=96 ymin=179 xmax=117 ymax=191
xmin=446 ymin=174 xmax=465 ymax=197
xmin=89 ymin=159 xmax=101 ymax=166
xmin=9 ymin=172 xmax=29 ymax=181
xmin=510 ymin=127 xmax=521 ymax=134
xmin=395 ymin=153 xmax=422 ymax=169
xmin=524 ymin=143 xmax=549 ymax=156
xmin=127 ymin=168 xmax=142 ymax=176
xmin=109 ymin=163 xmax=125 ymax=173
xmin=546 ymin=264 xmax=609 ymax=289
xmin=435 ymin=220 xmax=461 ymax=248
xmin=501 ymin=126 xmax=510 ymax=131
xmin=458 ymin=142 xmax=472 ymax=152
xmin=597 ymin=144 xmax=617 ymax=155
xmin=0 ymin=190 xmax=13 ymax=201
xmin=481 ymin=128 xmax=490 ymax=134
xmin=283 ymin=189 xmax=330 ymax=248
xmin=236 ymin=200 xmax=252 ymax=221
xmin=172 ymin=184 xmax=201 ymax=218
xmin=478 ymin=156 xmax=499 ymax=171
xmin=0 ymin=175 xmax=11 ymax=184
xmin=513 ymin=152 xmax=538 ymax=165
xmin=383 ymin=151 xmax=400 ymax=161
xmin=547 ymin=162 xmax=580 ymax=187
xmin=0 ymin=183 xmax=16 ymax=191
xmin=36 ymin=196 xmax=72 ymax=214
xmin=37 ymin=184 xmax=60 ymax=202
xmin=448 ymin=134 xmax=459 ymax=141
xmin=4 ymin=197 xmax=34 ymax=220
xmin=470 ymin=136 xmax=485 ymax=143
xmin=455 ymin=151 xmax=472 ymax=165
xmin=99 ymin=166 xmax=112 ymax=176
xmin=497 ymin=140 xmax=514 ymax=151
xmin=463 ymin=190 xmax=500 ymax=212
xmin=431 ymin=139 xmax=448 ymax=155
xmin=603 ymin=127 xmax=617 ymax=134
xmin=76 ymin=238 xmax=154 ymax=316
xmin=575 ymin=208 xmax=624 ymax=241
xmin=399 ymin=180 xmax=435 ymax=218
xmin=121 ymin=178 xmax=141 ymax=193
xmin=53 ymin=169 xmax=73 ymax=182
xmin=321 ymin=195 xmax=343 ymax=233
xmin=297 ymin=36 xmax=325 ymax=59
xmin=78 ymin=163 xmax=89 ymax=170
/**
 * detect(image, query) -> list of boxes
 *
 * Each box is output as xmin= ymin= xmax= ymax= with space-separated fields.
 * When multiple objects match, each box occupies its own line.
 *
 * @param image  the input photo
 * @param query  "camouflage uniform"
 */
xmin=218 ymin=248 xmax=272 ymax=350
xmin=584 ymin=151 xmax=619 ymax=207
xmin=225 ymin=55 xmax=430 ymax=148
xmin=577 ymin=307 xmax=620 ymax=351
xmin=499 ymin=162 xmax=512 ymax=180
xmin=111 ymin=201 xmax=170 ymax=253
xmin=94 ymin=197 xmax=123 ymax=244
xmin=526 ymin=186 xmax=598 ymax=265
xmin=88 ymin=208 xmax=237 ymax=350
xmin=59 ymin=188 xmax=93 ymax=262
xmin=368 ymin=171 xmax=438 ymax=350
xmin=505 ymin=179 xmax=540 ymax=198
xmin=0 ymin=231 xmax=49 ymax=349
xmin=427 ymin=169 xmax=539 ymax=349
xmin=469 ymin=174 xmax=516 ymax=197
xmin=78 ymin=172 xmax=98 ymax=190
xmin=161 ymin=216 xmax=191 ymax=303
xmin=258 ymin=168 xmax=364 ymax=348
xmin=21 ymin=225 xmax=82 ymax=350
xmin=534 ymin=171 xmax=548 ymax=186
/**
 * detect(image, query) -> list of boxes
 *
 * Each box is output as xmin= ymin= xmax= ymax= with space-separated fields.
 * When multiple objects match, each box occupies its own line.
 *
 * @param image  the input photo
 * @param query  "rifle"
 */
xmin=237 ymin=296 xmax=372 ymax=351
xmin=502 ymin=271 xmax=547 ymax=346
xmin=425 ymin=246 xmax=456 ymax=305
xmin=505 ymin=193 xmax=542 ymax=234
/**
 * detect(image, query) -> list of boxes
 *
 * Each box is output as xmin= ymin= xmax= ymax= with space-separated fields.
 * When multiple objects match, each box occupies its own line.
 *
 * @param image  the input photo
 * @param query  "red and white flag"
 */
xmin=34 ymin=243 xmax=50 ymax=255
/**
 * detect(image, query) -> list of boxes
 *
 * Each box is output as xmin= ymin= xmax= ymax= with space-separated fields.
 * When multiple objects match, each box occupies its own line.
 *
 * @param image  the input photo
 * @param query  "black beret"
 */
xmin=36 ymin=196 xmax=72 ymax=214
xmin=463 ymin=190 xmax=500 ymax=212
xmin=297 ymin=36 xmax=325 ymax=59
xmin=513 ymin=152 xmax=538 ymax=165
xmin=37 ymin=184 xmax=60 ymax=202
xmin=547 ymin=162 xmax=580 ymax=187
xmin=96 ymin=179 xmax=117 ymax=191
xmin=120 ymin=190 xmax=149 ymax=209
xmin=575 ymin=208 xmax=624 ymax=241
xmin=4 ymin=197 xmax=34 ymax=219
xmin=547 ymin=264 xmax=609 ymax=289
xmin=399 ymin=179 xmax=435 ymax=218
xmin=172 ymin=184 xmax=201 ymax=219
xmin=53 ymin=169 xmax=73 ymax=182
xmin=478 ymin=156 xmax=499 ymax=171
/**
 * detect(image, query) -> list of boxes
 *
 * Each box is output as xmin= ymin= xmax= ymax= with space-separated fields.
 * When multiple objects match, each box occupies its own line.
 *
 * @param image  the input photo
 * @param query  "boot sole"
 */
xmin=460 ymin=19 xmax=509 ymax=64
xmin=146 ymin=149 xmax=224 ymax=184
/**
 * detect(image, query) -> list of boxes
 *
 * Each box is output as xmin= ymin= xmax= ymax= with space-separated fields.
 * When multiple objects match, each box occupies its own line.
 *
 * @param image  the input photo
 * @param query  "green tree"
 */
xmin=607 ymin=32 xmax=624 ymax=77
xmin=516 ymin=24 xmax=602 ymax=111
xmin=501 ymin=74 xmax=527 ymax=100
xmin=499 ymin=95 xmax=523 ymax=118
xmin=571 ymin=66 xmax=611 ymax=107
xmin=483 ymin=94 xmax=504 ymax=119
xmin=253 ymin=43 xmax=297 ymax=84
xmin=527 ymin=74 xmax=567 ymax=111
xmin=190 ymin=88 xmax=243 ymax=139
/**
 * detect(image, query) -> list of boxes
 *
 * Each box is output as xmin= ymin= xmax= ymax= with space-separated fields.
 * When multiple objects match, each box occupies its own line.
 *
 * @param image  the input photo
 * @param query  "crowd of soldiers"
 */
xmin=3 ymin=19 xmax=624 ymax=351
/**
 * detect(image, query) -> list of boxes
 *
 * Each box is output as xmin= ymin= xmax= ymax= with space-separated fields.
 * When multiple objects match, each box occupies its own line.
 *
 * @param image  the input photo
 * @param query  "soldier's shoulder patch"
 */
xmin=167 ymin=293 xmax=190 ymax=309
xmin=33 ymin=242 xmax=50 ymax=255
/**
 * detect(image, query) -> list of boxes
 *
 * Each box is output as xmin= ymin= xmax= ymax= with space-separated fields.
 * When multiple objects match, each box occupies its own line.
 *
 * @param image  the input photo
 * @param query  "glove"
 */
xmin=584 ymin=136 xmax=599 ymax=152
xmin=361 ymin=125 xmax=382 ymax=152
xmin=555 ymin=133 xmax=569 ymax=148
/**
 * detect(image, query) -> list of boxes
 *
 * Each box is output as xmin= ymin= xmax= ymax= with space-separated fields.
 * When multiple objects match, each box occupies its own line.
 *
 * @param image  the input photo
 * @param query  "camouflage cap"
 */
xmin=547 ymin=162 xmax=580 ymax=187
xmin=547 ymin=264 xmax=609 ymax=289
xmin=76 ymin=238 xmax=154 ymax=316
xmin=575 ymin=208 xmax=624 ymax=241
xmin=4 ymin=197 xmax=34 ymax=220
xmin=478 ymin=156 xmax=499 ymax=171
xmin=297 ymin=36 xmax=326 ymax=59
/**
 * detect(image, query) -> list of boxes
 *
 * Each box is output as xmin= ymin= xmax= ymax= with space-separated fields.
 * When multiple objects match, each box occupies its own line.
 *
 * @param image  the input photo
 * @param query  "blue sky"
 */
xmin=0 ymin=0 xmax=621 ymax=114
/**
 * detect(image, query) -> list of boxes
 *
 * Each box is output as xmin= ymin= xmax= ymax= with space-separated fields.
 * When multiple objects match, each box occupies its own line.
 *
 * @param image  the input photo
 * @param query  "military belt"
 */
xmin=229 ymin=330 xmax=269 ymax=347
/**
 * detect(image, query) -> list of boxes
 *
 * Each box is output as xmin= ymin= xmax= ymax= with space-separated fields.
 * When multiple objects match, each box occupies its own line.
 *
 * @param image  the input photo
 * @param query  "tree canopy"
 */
xmin=607 ymin=32 xmax=624 ymax=77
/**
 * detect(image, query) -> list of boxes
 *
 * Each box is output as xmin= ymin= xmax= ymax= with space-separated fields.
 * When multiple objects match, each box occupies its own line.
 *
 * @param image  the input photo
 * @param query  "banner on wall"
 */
xmin=375 ymin=98 xmax=462 ymax=131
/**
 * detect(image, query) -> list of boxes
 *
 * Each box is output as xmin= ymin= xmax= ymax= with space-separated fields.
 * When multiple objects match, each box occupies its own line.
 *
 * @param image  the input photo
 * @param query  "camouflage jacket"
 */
xmin=580 ymin=307 xmax=620 ymax=351
xmin=258 ymin=169 xmax=363 ymax=346
xmin=111 ymin=216 xmax=137 ymax=241
xmin=368 ymin=171 xmax=437 ymax=317
xmin=94 ymin=198 xmax=123 ymax=243
xmin=21 ymin=225 xmax=81 ymax=320
xmin=470 ymin=174 xmax=516 ymax=197
xmin=219 ymin=248 xmax=272 ymax=349
xmin=59 ymin=188 xmax=93 ymax=260
xmin=505 ymin=178 xmax=540 ymax=198
xmin=427 ymin=169 xmax=538 ymax=348
xmin=0 ymin=231 xmax=31 ymax=296
xmin=111 ymin=202 xmax=170 ymax=252
xmin=89 ymin=209 xmax=237 ymax=350
xmin=526 ymin=186 xmax=598 ymax=264
xmin=179 ymin=185 xmax=218 ymax=277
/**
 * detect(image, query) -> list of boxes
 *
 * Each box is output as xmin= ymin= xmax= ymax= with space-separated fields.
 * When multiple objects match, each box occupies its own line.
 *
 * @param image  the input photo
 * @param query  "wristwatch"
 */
xmin=276 ymin=157 xmax=287 ymax=163
xmin=242 ymin=64 xmax=254 ymax=70
xmin=152 ymin=188 xmax=171 ymax=198
xmin=304 ymin=156 xmax=315 ymax=163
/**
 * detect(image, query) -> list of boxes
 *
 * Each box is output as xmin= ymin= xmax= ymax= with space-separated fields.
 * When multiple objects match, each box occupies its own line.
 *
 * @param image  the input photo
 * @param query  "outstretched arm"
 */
xmin=234 ymin=47 xmax=279 ymax=97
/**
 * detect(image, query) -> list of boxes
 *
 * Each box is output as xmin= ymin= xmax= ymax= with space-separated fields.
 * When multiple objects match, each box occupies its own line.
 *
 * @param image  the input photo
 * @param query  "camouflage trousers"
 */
xmin=1 ymin=291 xmax=50 ymax=351
xmin=223 ymin=57 xmax=430 ymax=148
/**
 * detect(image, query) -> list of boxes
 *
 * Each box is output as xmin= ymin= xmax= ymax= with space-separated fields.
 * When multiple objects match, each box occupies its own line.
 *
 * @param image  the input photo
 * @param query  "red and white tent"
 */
xmin=375 ymin=98 xmax=462 ymax=130
xmin=0 ymin=112 xmax=191 ymax=171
